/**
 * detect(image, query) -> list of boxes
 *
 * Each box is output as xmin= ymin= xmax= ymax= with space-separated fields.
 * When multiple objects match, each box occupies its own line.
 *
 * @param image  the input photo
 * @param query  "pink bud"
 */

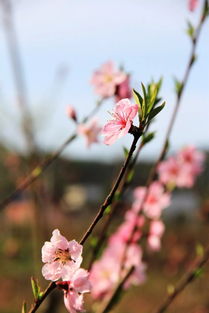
xmin=188 ymin=0 xmax=199 ymax=11
xmin=66 ymin=105 xmax=77 ymax=122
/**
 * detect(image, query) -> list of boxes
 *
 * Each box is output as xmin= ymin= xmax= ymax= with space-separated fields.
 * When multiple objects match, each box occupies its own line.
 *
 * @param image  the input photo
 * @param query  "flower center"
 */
xmin=104 ymin=74 xmax=113 ymax=83
xmin=148 ymin=195 xmax=157 ymax=205
xmin=55 ymin=248 xmax=74 ymax=264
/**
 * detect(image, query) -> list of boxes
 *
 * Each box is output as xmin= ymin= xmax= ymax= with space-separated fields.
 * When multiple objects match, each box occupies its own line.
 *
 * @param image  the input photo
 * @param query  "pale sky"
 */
xmin=0 ymin=0 xmax=208 ymax=161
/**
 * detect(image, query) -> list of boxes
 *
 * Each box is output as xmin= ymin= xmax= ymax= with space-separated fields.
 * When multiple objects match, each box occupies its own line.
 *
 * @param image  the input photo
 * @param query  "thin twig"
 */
xmin=151 ymin=245 xmax=209 ymax=313
xmin=28 ymin=282 xmax=57 ymax=313
xmin=79 ymin=127 xmax=143 ymax=245
xmin=98 ymin=266 xmax=135 ymax=313
xmin=0 ymin=102 xmax=102 ymax=210
xmin=87 ymin=118 xmax=152 ymax=270
xmin=88 ymin=140 xmax=145 ymax=270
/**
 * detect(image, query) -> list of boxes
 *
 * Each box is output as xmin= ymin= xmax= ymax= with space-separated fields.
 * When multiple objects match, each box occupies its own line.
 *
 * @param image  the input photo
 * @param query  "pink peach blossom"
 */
xmin=122 ymin=243 xmax=146 ymax=289
xmin=89 ymin=256 xmax=120 ymax=300
xmin=77 ymin=118 xmax=101 ymax=148
xmin=158 ymin=157 xmax=184 ymax=187
xmin=105 ymin=242 xmax=146 ymax=289
xmin=90 ymin=238 xmax=146 ymax=300
xmin=64 ymin=292 xmax=84 ymax=313
xmin=147 ymin=236 xmax=161 ymax=251
xmin=109 ymin=211 xmax=144 ymax=245
xmin=149 ymin=220 xmax=165 ymax=237
xmin=41 ymin=229 xmax=83 ymax=281
xmin=66 ymin=105 xmax=77 ymax=122
xmin=148 ymin=220 xmax=165 ymax=251
xmin=188 ymin=0 xmax=199 ymax=11
xmin=177 ymin=145 xmax=205 ymax=175
xmin=158 ymin=146 xmax=204 ymax=188
xmin=115 ymin=76 xmax=132 ymax=102
xmin=157 ymin=157 xmax=193 ymax=187
xmin=58 ymin=268 xmax=91 ymax=313
xmin=134 ymin=182 xmax=171 ymax=219
xmin=102 ymin=98 xmax=138 ymax=145
xmin=91 ymin=61 xmax=126 ymax=98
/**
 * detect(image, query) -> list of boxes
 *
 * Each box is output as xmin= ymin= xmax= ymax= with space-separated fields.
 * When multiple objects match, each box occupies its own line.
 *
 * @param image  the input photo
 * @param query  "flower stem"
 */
xmin=79 ymin=129 xmax=143 ymax=245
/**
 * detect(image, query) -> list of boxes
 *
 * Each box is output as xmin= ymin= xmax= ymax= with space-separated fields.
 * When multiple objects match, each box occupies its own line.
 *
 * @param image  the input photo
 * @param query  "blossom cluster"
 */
xmin=89 ymin=216 xmax=146 ymax=300
xmin=158 ymin=145 xmax=205 ymax=189
xmin=41 ymin=229 xmax=91 ymax=313
xmin=89 ymin=146 xmax=205 ymax=301
xmin=75 ymin=97 xmax=138 ymax=148
xmin=66 ymin=62 xmax=134 ymax=149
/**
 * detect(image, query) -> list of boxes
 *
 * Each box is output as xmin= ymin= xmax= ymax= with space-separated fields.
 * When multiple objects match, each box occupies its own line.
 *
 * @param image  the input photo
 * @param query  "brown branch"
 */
xmin=98 ymin=266 xmax=135 ymax=313
xmin=28 ymin=282 xmax=56 ymax=313
xmin=79 ymin=127 xmax=143 ymax=245
xmin=87 ymin=115 xmax=152 ymax=270
xmin=87 ymin=139 xmax=145 ymax=270
xmin=152 ymin=245 xmax=209 ymax=313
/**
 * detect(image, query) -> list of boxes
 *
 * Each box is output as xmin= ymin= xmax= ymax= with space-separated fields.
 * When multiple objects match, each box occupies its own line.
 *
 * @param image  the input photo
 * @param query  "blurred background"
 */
xmin=0 ymin=0 xmax=209 ymax=313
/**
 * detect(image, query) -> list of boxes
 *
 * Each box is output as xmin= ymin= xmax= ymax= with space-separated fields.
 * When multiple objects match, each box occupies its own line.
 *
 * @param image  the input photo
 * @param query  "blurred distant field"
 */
xmin=0 ymin=154 xmax=209 ymax=313
xmin=1 ymin=216 xmax=209 ymax=313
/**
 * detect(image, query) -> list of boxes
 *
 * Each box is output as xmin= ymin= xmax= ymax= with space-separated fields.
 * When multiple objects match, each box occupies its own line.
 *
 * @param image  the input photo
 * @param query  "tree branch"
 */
xmin=151 ymin=245 xmax=209 ymax=313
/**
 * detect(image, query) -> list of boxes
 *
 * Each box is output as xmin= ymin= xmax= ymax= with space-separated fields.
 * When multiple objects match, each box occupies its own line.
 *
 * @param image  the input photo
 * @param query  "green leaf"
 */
xmin=142 ymin=132 xmax=155 ymax=145
xmin=31 ymin=277 xmax=40 ymax=301
xmin=147 ymin=84 xmax=158 ymax=114
xmin=21 ymin=301 xmax=27 ymax=313
xmin=167 ymin=284 xmax=175 ymax=295
xmin=114 ymin=191 xmax=121 ymax=201
xmin=133 ymin=89 xmax=143 ymax=119
xmin=196 ymin=244 xmax=204 ymax=257
xmin=123 ymin=146 xmax=129 ymax=158
xmin=148 ymin=102 xmax=165 ymax=122
xmin=132 ymin=88 xmax=143 ymax=105
xmin=174 ymin=77 xmax=183 ymax=95
xmin=104 ymin=205 xmax=111 ymax=215
xmin=127 ymin=169 xmax=134 ymax=183
xmin=186 ymin=20 xmax=195 ymax=39
xmin=141 ymin=82 xmax=147 ymax=117
xmin=156 ymin=77 xmax=163 ymax=92
xmin=153 ymin=97 xmax=162 ymax=107
xmin=90 ymin=236 xmax=98 ymax=248
xmin=32 ymin=167 xmax=42 ymax=178
xmin=194 ymin=267 xmax=204 ymax=278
